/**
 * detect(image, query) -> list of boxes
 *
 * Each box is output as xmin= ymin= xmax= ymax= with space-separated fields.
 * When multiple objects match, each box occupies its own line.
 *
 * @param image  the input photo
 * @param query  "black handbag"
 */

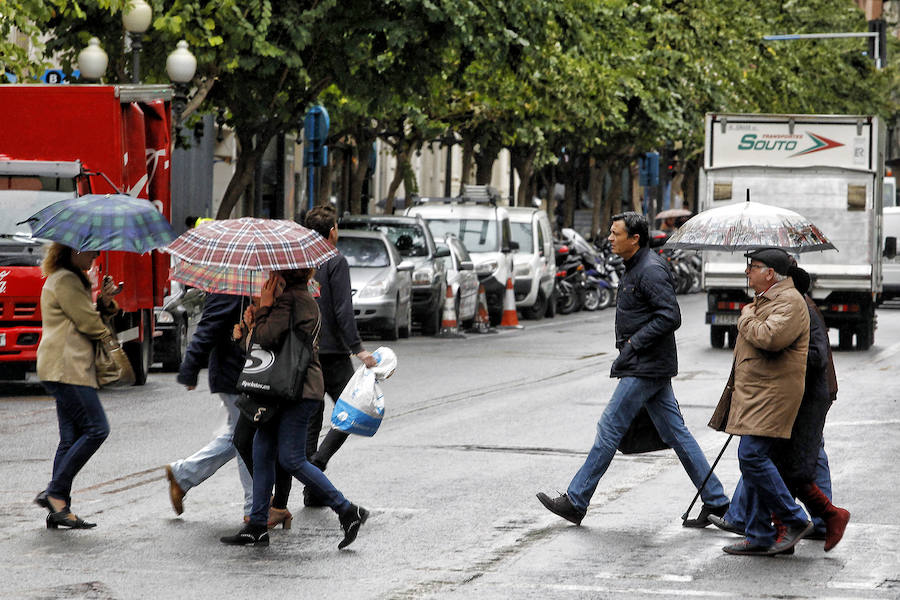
xmin=236 ymin=312 xmax=317 ymax=403
xmin=618 ymin=406 xmax=670 ymax=454
xmin=235 ymin=394 xmax=279 ymax=425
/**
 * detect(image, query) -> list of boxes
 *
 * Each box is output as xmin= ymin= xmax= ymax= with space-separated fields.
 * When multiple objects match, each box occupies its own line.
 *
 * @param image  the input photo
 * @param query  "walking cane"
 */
xmin=681 ymin=434 xmax=733 ymax=522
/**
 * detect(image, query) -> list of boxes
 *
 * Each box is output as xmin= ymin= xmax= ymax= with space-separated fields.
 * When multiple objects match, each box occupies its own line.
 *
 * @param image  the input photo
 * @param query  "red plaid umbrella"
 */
xmin=164 ymin=218 xmax=338 ymax=270
xmin=170 ymin=260 xmax=271 ymax=296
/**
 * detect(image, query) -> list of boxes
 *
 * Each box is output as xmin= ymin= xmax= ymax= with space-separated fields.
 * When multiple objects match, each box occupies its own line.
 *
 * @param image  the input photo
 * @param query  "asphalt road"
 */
xmin=1 ymin=294 xmax=899 ymax=599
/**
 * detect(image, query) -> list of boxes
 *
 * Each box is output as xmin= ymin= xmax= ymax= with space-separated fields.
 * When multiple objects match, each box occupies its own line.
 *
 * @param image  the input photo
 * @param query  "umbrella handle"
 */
xmin=681 ymin=434 xmax=733 ymax=521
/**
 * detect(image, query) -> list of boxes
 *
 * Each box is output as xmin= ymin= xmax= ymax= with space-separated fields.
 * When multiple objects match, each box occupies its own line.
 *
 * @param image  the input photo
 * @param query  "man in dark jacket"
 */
xmin=537 ymin=212 xmax=729 ymax=525
xmin=303 ymin=206 xmax=377 ymax=506
xmin=165 ymin=292 xmax=252 ymax=518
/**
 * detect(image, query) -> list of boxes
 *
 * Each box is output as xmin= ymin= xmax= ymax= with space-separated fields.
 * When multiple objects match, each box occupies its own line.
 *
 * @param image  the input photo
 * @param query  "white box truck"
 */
xmin=700 ymin=113 xmax=885 ymax=350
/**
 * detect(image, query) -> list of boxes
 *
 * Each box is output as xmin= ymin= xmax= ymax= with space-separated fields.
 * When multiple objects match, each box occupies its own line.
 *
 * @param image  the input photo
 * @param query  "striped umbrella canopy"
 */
xmin=23 ymin=193 xmax=176 ymax=253
xmin=164 ymin=217 xmax=338 ymax=271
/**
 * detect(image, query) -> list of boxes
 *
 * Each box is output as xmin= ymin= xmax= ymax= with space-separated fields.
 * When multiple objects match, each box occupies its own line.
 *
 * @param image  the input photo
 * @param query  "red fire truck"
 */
xmin=0 ymin=84 xmax=175 ymax=384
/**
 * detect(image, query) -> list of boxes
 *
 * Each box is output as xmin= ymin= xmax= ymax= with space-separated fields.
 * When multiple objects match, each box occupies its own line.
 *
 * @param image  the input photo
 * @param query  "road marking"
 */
xmin=825 ymin=419 xmax=900 ymax=428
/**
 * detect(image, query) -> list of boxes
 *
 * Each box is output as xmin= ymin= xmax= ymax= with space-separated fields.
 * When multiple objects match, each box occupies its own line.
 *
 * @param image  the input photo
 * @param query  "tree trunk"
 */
xmin=216 ymin=128 xmax=275 ymax=219
xmin=460 ymin=138 xmax=474 ymax=187
xmin=590 ymin=157 xmax=610 ymax=241
xmin=682 ymin=159 xmax=698 ymax=212
xmin=564 ymin=174 xmax=576 ymax=231
xmin=474 ymin=147 xmax=498 ymax=185
xmin=629 ymin=160 xmax=642 ymax=213
xmin=512 ymin=147 xmax=537 ymax=208
xmin=316 ymin=146 xmax=336 ymax=208
xmin=606 ymin=163 xmax=623 ymax=227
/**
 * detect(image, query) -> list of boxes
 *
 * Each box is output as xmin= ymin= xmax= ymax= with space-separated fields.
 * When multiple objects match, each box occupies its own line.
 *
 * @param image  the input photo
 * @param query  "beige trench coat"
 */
xmin=717 ymin=277 xmax=810 ymax=439
xmin=37 ymin=269 xmax=114 ymax=388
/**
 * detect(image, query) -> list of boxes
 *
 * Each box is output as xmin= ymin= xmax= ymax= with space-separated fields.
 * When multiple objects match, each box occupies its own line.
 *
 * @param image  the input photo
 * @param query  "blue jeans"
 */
xmin=738 ymin=435 xmax=809 ymax=546
xmin=42 ymin=382 xmax=110 ymax=503
xmin=726 ymin=440 xmax=831 ymax=534
xmin=567 ymin=376 xmax=729 ymax=513
xmin=249 ymin=399 xmax=350 ymax=526
xmin=169 ymin=393 xmax=253 ymax=516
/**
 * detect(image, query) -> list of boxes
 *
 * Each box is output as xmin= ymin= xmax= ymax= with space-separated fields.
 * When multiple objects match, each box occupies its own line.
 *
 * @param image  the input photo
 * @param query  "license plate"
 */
xmin=711 ymin=313 xmax=739 ymax=325
xmin=0 ymin=333 xmax=5 ymax=347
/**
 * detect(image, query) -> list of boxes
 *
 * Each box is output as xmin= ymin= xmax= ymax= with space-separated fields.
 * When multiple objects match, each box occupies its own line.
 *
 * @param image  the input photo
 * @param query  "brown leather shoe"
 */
xmin=165 ymin=465 xmax=185 ymax=515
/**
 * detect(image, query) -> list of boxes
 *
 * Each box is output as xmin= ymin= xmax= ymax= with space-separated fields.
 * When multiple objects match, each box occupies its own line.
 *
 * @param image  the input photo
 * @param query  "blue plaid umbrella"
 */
xmin=22 ymin=193 xmax=176 ymax=253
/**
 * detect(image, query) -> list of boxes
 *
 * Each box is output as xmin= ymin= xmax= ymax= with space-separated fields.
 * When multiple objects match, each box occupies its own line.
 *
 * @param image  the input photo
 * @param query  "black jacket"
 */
xmin=176 ymin=293 xmax=246 ymax=394
xmin=314 ymin=253 xmax=364 ymax=356
xmin=773 ymin=297 xmax=833 ymax=481
xmin=609 ymin=247 xmax=681 ymax=379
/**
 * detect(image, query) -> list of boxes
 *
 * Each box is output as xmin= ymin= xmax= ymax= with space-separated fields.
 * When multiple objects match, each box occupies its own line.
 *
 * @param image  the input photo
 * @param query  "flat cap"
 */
xmin=744 ymin=247 xmax=791 ymax=275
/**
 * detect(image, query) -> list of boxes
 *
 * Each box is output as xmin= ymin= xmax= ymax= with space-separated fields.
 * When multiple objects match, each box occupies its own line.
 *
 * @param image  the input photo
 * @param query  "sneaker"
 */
xmin=770 ymin=521 xmax=813 ymax=555
xmin=723 ymin=539 xmax=776 ymax=556
xmin=683 ymin=502 xmax=729 ymax=528
xmin=536 ymin=492 xmax=585 ymax=526
xmin=338 ymin=504 xmax=369 ymax=549
xmin=220 ymin=524 xmax=269 ymax=546
xmin=708 ymin=514 xmax=744 ymax=536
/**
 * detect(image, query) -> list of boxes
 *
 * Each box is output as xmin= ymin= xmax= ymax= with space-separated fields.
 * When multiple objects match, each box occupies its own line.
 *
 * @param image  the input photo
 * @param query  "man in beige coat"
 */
xmin=716 ymin=248 xmax=813 ymax=556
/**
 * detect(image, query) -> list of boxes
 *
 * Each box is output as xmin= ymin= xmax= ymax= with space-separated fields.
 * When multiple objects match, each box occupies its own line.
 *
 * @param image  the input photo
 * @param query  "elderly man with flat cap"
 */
xmin=711 ymin=247 xmax=814 ymax=556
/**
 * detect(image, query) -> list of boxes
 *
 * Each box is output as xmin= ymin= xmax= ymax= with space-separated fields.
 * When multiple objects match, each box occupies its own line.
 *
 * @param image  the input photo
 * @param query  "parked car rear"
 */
xmin=336 ymin=230 xmax=414 ymax=340
xmin=340 ymin=214 xmax=449 ymax=334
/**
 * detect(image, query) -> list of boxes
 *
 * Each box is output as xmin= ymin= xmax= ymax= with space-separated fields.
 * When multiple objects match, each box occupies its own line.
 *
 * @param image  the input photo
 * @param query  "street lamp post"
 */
xmin=122 ymin=0 xmax=153 ymax=84
xmin=166 ymin=40 xmax=198 ymax=133
xmin=77 ymin=38 xmax=108 ymax=82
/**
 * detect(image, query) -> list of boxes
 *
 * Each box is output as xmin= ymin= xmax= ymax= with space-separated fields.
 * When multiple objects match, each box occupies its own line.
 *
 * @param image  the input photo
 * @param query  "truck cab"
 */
xmin=0 ymin=85 xmax=175 ymax=382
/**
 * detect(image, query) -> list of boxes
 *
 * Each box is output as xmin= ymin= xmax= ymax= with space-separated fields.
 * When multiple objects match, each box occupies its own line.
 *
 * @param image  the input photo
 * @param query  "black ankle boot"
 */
xmin=220 ymin=523 xmax=269 ymax=546
xmin=338 ymin=503 xmax=369 ymax=549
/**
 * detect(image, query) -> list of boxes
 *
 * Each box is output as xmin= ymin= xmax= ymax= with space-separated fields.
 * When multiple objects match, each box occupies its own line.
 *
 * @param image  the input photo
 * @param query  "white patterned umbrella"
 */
xmin=664 ymin=199 xmax=835 ymax=253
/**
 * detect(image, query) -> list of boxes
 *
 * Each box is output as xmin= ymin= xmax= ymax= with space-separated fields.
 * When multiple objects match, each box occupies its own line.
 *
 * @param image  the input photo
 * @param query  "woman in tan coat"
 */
xmin=34 ymin=243 xmax=118 ymax=529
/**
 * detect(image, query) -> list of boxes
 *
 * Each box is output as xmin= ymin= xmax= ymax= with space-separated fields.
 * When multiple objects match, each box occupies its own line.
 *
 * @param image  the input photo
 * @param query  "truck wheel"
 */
xmin=727 ymin=326 xmax=738 ymax=349
xmin=838 ymin=328 xmax=854 ymax=350
xmin=856 ymin=321 xmax=874 ymax=350
xmin=710 ymin=325 xmax=726 ymax=349
xmin=125 ymin=310 xmax=152 ymax=385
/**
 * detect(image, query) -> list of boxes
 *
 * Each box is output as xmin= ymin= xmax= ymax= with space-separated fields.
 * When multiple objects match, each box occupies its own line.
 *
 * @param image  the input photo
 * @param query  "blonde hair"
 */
xmin=41 ymin=242 xmax=91 ymax=289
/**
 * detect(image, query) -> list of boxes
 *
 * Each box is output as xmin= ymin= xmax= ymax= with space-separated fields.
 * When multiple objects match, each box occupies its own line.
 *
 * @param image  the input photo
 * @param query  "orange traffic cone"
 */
xmin=437 ymin=283 xmax=466 ymax=339
xmin=470 ymin=284 xmax=497 ymax=334
xmin=499 ymin=277 xmax=523 ymax=329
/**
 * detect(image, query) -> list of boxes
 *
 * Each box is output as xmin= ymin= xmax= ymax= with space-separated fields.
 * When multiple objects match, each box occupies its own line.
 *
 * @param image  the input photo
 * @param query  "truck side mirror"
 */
xmin=505 ymin=240 xmax=519 ymax=252
xmin=885 ymin=236 xmax=897 ymax=259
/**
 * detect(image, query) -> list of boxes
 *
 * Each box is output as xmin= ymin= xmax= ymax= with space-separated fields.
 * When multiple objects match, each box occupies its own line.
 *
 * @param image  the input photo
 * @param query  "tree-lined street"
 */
xmin=2 ymin=295 xmax=899 ymax=599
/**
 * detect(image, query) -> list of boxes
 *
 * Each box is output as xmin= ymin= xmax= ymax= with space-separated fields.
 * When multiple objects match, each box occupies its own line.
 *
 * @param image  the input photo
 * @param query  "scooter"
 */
xmin=554 ymin=243 xmax=586 ymax=314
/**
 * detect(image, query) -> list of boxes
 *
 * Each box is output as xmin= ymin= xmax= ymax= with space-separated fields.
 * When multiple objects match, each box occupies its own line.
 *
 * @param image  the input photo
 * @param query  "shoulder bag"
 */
xmin=236 ymin=311 xmax=318 ymax=403
xmin=95 ymin=331 xmax=136 ymax=388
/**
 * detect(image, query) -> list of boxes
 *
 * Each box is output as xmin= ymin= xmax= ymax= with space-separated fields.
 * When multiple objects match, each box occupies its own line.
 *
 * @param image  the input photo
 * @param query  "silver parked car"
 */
xmin=340 ymin=214 xmax=449 ymax=335
xmin=337 ymin=230 xmax=414 ymax=341
xmin=438 ymin=234 xmax=479 ymax=328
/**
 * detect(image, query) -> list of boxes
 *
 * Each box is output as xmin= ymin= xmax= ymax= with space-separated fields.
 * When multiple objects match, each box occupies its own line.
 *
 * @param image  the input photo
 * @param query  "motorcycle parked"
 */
xmin=554 ymin=243 xmax=586 ymax=314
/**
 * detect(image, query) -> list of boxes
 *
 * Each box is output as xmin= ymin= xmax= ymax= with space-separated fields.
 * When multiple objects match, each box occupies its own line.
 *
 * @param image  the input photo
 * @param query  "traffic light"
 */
xmin=868 ymin=19 xmax=887 ymax=69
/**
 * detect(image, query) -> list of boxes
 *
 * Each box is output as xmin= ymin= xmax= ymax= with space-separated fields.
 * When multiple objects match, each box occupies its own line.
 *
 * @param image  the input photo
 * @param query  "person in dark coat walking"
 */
xmin=536 ymin=212 xmax=729 ymax=526
xmin=302 ymin=205 xmax=376 ymax=506
xmin=166 ymin=293 xmax=253 ymax=519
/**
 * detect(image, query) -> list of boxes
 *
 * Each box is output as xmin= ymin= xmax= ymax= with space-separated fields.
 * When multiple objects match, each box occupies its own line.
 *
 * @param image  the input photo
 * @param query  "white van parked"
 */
xmin=507 ymin=207 xmax=555 ymax=319
xmin=406 ymin=187 xmax=515 ymax=325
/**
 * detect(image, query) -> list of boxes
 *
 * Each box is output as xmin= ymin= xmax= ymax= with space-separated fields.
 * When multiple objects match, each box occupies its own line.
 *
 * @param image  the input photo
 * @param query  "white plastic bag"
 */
xmin=331 ymin=347 xmax=397 ymax=436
